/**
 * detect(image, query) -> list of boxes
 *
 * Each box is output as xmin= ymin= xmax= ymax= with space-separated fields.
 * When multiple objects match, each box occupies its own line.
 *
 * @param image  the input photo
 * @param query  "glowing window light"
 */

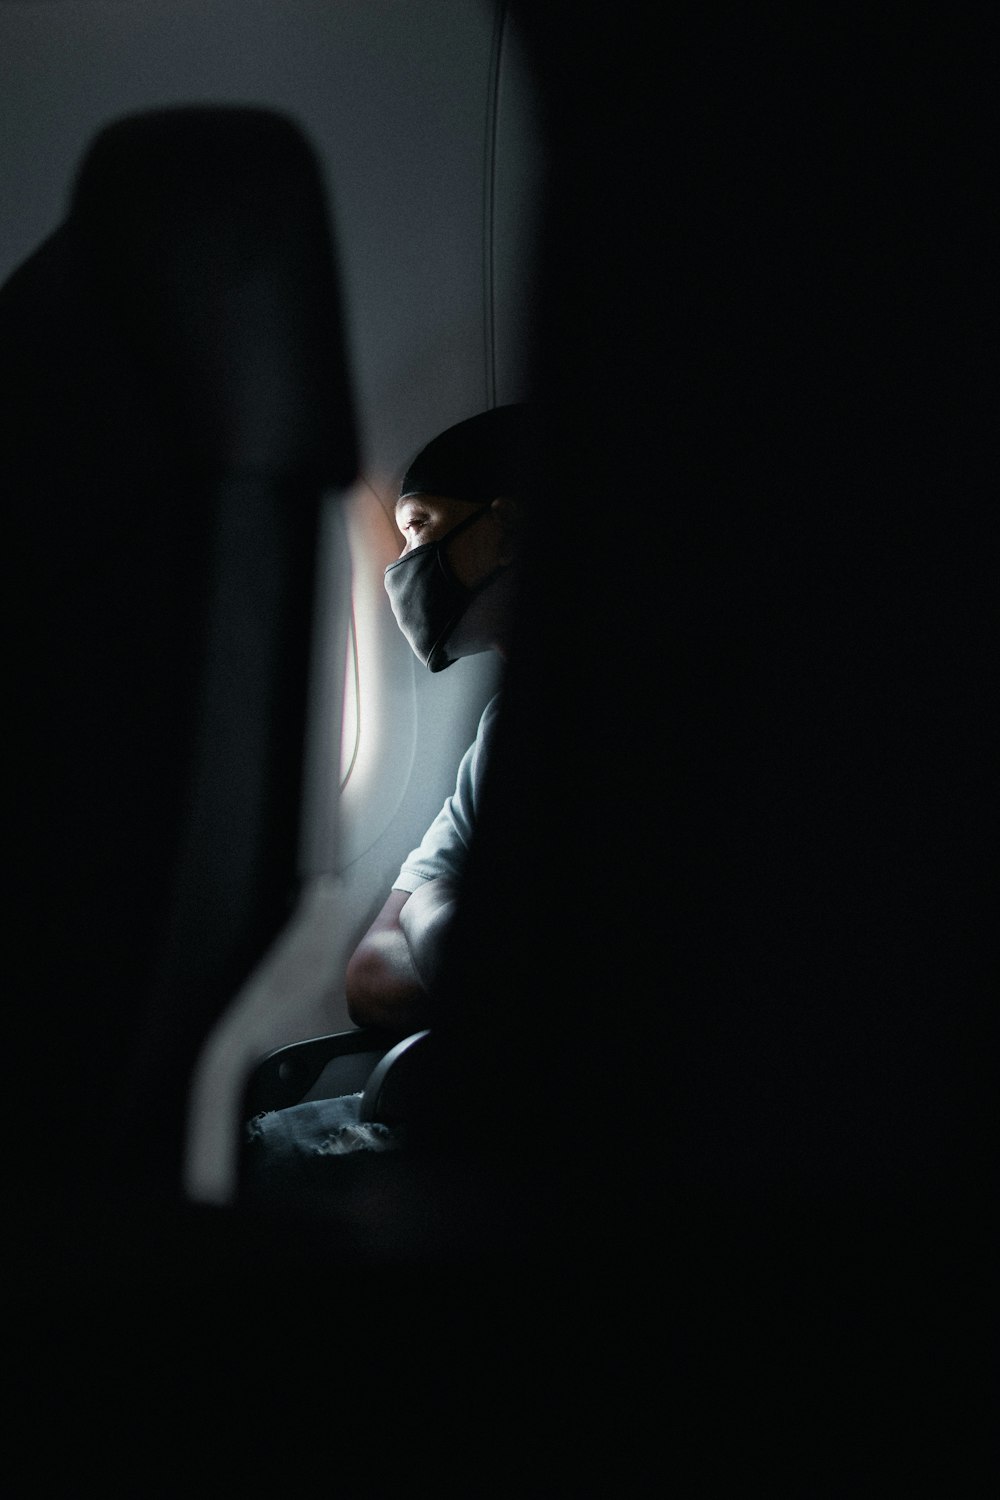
xmin=340 ymin=599 xmax=360 ymax=790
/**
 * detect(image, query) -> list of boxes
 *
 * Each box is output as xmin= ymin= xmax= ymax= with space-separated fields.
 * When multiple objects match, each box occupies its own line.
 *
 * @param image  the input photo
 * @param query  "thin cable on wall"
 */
xmin=482 ymin=0 xmax=507 ymax=411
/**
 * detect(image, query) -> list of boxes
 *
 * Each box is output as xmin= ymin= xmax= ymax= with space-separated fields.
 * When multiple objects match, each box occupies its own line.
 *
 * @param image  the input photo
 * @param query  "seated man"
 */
xmin=240 ymin=403 xmax=533 ymax=1203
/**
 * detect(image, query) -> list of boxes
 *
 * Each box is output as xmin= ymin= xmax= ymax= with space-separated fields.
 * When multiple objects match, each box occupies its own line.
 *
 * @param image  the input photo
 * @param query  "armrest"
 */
xmin=359 ymin=1028 xmax=433 ymax=1125
xmin=242 ymin=1027 xmax=410 ymax=1118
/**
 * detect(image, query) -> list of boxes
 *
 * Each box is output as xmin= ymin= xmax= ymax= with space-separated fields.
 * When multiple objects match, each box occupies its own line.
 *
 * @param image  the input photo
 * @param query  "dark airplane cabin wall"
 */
xmin=428 ymin=2 xmax=996 ymax=1253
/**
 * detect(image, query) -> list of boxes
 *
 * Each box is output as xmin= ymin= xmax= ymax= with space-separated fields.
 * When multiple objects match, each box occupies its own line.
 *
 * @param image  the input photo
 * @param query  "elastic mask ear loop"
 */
xmin=430 ymin=521 xmax=510 ymax=670
xmin=437 ymin=505 xmax=511 ymax=607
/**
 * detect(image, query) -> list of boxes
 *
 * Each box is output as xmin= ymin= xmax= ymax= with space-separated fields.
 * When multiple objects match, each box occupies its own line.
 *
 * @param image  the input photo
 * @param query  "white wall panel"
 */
xmin=1 ymin=0 xmax=542 ymax=1058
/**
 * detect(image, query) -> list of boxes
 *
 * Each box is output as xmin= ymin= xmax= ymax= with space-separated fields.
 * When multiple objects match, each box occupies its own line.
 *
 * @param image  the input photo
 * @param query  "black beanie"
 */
xmin=399 ymin=403 xmax=534 ymax=503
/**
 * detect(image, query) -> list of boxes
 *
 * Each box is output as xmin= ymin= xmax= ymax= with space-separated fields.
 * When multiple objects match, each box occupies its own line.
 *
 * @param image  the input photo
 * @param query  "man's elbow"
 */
xmin=346 ymin=986 xmax=378 ymax=1030
xmin=344 ymin=944 xmax=426 ymax=1031
xmin=344 ymin=947 xmax=379 ymax=1027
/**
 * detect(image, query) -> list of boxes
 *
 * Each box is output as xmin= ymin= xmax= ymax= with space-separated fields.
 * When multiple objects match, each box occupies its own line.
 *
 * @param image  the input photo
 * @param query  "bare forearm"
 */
xmin=344 ymin=881 xmax=460 ymax=1030
xmin=397 ymin=878 xmax=460 ymax=994
xmin=344 ymin=927 xmax=428 ymax=1030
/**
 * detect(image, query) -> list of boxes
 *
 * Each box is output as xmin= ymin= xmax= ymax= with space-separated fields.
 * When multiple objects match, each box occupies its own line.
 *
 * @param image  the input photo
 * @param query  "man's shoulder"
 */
xmin=481 ymin=689 xmax=502 ymax=723
xmin=474 ymin=691 xmax=503 ymax=755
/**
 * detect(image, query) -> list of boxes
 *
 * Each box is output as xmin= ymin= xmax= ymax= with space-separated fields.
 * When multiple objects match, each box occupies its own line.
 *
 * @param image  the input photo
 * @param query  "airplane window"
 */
xmin=340 ymin=598 xmax=360 ymax=791
xmin=335 ymin=480 xmax=420 ymax=871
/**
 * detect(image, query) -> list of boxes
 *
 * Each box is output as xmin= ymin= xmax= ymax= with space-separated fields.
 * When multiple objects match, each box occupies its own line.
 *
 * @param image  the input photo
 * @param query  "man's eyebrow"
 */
xmin=395 ymin=493 xmax=427 ymax=517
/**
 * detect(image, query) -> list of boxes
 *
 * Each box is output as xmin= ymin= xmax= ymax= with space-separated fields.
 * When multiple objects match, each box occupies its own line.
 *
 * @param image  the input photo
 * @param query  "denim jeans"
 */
xmin=240 ymin=1093 xmax=403 ymax=1216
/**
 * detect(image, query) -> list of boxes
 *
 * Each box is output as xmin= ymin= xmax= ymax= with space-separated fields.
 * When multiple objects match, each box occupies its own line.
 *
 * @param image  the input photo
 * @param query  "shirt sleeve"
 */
xmin=392 ymin=693 xmax=500 ymax=893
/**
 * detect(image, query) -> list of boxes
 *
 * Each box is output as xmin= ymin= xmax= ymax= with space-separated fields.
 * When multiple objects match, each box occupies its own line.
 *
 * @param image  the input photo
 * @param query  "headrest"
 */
xmin=65 ymin=105 xmax=357 ymax=480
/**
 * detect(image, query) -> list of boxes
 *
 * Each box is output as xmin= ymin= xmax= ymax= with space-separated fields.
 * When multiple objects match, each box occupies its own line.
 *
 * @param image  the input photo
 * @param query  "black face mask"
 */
xmin=383 ymin=505 xmax=501 ymax=672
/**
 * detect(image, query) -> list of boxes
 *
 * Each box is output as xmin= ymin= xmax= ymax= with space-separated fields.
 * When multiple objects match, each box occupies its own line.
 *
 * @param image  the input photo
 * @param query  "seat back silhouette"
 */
xmin=2 ymin=106 xmax=357 ymax=1197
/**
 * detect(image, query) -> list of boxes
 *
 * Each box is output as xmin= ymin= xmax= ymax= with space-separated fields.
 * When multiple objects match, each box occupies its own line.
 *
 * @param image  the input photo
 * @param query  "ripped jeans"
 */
xmin=239 ymin=1092 xmax=404 ymax=1216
